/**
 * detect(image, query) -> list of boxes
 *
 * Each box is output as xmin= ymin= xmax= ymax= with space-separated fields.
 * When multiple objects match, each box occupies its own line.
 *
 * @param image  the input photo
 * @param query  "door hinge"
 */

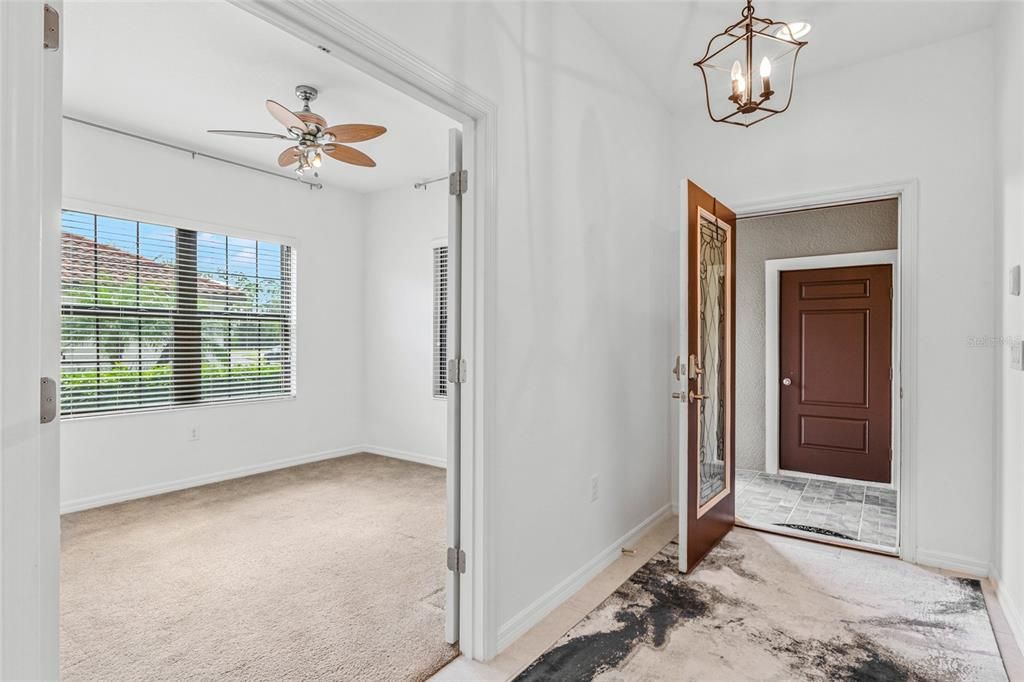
xmin=43 ymin=5 xmax=59 ymax=50
xmin=449 ymin=170 xmax=469 ymax=196
xmin=447 ymin=357 xmax=468 ymax=384
xmin=40 ymin=377 xmax=57 ymax=424
xmin=447 ymin=546 xmax=466 ymax=574
xmin=889 ymin=367 xmax=893 ymax=381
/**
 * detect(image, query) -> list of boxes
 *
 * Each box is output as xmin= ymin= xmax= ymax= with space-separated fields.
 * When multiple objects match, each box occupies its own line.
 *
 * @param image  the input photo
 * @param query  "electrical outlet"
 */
xmin=189 ymin=426 xmax=200 ymax=441
xmin=591 ymin=475 xmax=600 ymax=502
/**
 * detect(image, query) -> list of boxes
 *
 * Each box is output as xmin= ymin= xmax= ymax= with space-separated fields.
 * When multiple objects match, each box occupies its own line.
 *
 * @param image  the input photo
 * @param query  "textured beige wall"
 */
xmin=735 ymin=199 xmax=898 ymax=472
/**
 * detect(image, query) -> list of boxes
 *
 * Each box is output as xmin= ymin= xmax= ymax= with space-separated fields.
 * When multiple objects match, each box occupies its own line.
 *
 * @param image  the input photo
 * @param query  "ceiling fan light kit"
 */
xmin=208 ymin=84 xmax=387 ymax=177
xmin=694 ymin=0 xmax=807 ymax=127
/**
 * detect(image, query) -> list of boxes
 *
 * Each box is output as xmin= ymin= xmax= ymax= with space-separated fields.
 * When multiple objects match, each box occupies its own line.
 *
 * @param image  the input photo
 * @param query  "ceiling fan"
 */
xmin=208 ymin=85 xmax=386 ymax=177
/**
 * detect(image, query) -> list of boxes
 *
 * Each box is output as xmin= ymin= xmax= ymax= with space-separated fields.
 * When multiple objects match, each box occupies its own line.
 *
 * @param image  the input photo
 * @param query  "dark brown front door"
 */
xmin=779 ymin=264 xmax=893 ymax=483
xmin=682 ymin=180 xmax=736 ymax=572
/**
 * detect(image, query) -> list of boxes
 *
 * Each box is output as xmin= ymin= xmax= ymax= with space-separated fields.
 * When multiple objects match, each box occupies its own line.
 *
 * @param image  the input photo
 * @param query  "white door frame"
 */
xmin=0 ymin=2 xmax=62 ymax=678
xmin=730 ymin=180 xmax=919 ymax=564
xmin=763 ymin=249 xmax=899 ymax=491
xmin=229 ymin=0 xmax=497 ymax=660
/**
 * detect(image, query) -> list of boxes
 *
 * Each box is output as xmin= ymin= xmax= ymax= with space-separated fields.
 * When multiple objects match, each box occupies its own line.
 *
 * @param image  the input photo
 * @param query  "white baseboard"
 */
xmin=60 ymin=446 xmax=365 ymax=514
xmin=361 ymin=444 xmax=446 ymax=469
xmin=992 ymin=568 xmax=1024 ymax=656
xmin=915 ymin=548 xmax=991 ymax=577
xmin=496 ymin=503 xmax=672 ymax=653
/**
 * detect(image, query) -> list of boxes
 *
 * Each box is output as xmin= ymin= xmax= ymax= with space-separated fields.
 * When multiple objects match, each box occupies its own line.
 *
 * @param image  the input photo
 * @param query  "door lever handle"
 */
xmin=688 ymin=390 xmax=708 ymax=403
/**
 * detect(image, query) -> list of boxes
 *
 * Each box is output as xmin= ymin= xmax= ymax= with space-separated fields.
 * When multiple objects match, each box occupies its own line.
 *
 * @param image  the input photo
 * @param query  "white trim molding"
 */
xmin=763 ymin=249 xmax=899 ymax=481
xmin=914 ymin=549 xmax=990 ymax=578
xmin=496 ymin=505 xmax=672 ymax=653
xmin=61 ymin=446 xmax=367 ymax=514
xmin=229 ymin=0 xmax=498 ymax=660
xmin=362 ymin=445 xmax=446 ymax=470
xmin=992 ymin=569 xmax=1024 ymax=656
xmin=732 ymin=179 xmax=920 ymax=565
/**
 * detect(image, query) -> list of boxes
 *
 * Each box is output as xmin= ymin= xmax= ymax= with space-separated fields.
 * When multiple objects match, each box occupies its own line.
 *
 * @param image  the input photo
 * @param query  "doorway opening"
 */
xmin=57 ymin=1 xmax=477 ymax=678
xmin=732 ymin=199 xmax=901 ymax=553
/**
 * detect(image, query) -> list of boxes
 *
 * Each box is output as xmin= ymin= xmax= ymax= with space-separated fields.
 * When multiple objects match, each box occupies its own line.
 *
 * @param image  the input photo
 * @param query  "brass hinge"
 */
xmin=449 ymin=170 xmax=469 ymax=196
xmin=447 ymin=547 xmax=466 ymax=574
xmin=43 ymin=5 xmax=59 ymax=50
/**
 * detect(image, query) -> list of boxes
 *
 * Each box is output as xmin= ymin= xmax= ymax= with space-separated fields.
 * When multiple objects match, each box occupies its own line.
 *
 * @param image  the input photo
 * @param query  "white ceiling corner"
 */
xmin=63 ymin=1 xmax=459 ymax=194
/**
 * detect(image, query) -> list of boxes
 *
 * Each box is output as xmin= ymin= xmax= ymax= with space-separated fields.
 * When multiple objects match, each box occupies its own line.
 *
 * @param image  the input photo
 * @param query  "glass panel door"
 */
xmin=696 ymin=209 xmax=731 ymax=517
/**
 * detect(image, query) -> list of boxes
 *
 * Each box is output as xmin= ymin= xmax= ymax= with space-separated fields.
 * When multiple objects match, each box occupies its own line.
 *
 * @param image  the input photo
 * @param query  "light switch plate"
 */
xmin=1011 ymin=265 xmax=1021 ymax=296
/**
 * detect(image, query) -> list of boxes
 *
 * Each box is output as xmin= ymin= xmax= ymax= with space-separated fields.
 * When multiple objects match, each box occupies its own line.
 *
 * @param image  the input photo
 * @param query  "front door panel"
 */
xmin=682 ymin=181 xmax=736 ymax=572
xmin=779 ymin=264 xmax=893 ymax=483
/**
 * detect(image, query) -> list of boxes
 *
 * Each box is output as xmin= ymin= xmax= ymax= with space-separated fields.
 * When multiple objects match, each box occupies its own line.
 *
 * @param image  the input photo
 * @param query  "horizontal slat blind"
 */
xmin=60 ymin=210 xmax=296 ymax=417
xmin=433 ymin=244 xmax=448 ymax=398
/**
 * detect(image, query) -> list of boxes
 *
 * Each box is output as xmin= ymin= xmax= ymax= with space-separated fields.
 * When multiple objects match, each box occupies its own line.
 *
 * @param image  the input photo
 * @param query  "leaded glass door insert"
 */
xmin=695 ymin=209 xmax=731 ymax=516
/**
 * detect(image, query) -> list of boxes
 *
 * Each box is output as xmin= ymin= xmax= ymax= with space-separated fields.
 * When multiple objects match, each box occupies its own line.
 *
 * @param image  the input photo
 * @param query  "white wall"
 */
xmin=335 ymin=1 xmax=678 ymax=648
xmin=364 ymin=183 xmax=448 ymax=466
xmin=60 ymin=120 xmax=366 ymax=510
xmin=675 ymin=30 xmax=997 ymax=574
xmin=993 ymin=0 xmax=1024 ymax=650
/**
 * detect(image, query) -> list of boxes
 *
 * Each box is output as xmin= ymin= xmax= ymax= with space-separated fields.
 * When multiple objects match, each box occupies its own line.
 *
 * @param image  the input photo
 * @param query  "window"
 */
xmin=60 ymin=210 xmax=295 ymax=417
xmin=432 ymin=244 xmax=449 ymax=398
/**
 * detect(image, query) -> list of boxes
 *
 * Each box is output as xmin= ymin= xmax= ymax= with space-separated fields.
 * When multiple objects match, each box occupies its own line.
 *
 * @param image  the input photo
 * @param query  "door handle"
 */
xmin=688 ymin=390 xmax=708 ymax=403
xmin=782 ymin=377 xmax=792 ymax=386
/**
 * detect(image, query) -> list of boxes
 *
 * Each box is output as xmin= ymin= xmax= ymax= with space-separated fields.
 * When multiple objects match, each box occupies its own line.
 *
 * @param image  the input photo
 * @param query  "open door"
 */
xmin=678 ymin=180 xmax=736 ymax=572
xmin=0 ymin=2 xmax=62 ymax=677
xmin=444 ymin=127 xmax=464 ymax=644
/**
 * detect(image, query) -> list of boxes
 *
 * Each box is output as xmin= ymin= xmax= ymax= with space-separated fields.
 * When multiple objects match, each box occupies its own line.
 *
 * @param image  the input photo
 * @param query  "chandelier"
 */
xmin=693 ymin=0 xmax=808 ymax=127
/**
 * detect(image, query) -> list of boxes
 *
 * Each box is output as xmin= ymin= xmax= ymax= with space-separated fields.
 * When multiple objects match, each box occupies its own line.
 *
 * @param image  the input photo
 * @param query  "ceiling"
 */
xmin=572 ymin=1 xmax=1000 ymax=113
xmin=63 ymin=1 xmax=458 ymax=194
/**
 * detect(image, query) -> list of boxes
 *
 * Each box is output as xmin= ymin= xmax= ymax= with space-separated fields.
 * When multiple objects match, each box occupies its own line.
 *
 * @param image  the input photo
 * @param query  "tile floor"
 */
xmin=735 ymin=469 xmax=898 ymax=548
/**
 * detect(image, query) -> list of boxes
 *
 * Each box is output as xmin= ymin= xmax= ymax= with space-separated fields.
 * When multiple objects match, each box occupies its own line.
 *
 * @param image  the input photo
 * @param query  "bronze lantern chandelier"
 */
xmin=694 ymin=0 xmax=808 ymax=127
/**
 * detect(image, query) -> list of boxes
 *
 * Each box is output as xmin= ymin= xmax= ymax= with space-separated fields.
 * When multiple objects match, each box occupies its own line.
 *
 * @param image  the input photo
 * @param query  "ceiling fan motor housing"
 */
xmin=294 ymin=85 xmax=326 ymax=134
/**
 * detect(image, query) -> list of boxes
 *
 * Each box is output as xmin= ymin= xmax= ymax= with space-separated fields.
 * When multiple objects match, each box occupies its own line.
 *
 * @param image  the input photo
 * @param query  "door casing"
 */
xmin=228 ymin=0 xmax=497 ymax=660
xmin=722 ymin=181 xmax=917 ymax=565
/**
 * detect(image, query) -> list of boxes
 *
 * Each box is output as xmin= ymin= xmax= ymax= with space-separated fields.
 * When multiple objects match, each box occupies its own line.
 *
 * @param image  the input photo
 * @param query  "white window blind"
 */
xmin=433 ymin=244 xmax=449 ymax=398
xmin=60 ymin=210 xmax=296 ymax=417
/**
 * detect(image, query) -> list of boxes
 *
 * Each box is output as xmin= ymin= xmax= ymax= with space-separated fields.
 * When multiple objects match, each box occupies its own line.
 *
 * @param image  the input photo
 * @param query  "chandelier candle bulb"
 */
xmin=731 ymin=60 xmax=744 ymax=101
xmin=759 ymin=56 xmax=772 ymax=97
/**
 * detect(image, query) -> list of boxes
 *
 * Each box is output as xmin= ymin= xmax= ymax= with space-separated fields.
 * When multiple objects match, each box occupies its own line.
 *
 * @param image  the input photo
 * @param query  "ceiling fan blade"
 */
xmin=208 ymin=129 xmax=289 ymax=139
xmin=323 ymin=144 xmax=376 ymax=167
xmin=266 ymin=99 xmax=307 ymax=133
xmin=322 ymin=124 xmax=387 ymax=143
xmin=277 ymin=146 xmax=301 ymax=167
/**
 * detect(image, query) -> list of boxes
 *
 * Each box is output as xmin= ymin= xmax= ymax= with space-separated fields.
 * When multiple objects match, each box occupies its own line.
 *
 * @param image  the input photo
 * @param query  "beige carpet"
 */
xmin=61 ymin=453 xmax=458 ymax=681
